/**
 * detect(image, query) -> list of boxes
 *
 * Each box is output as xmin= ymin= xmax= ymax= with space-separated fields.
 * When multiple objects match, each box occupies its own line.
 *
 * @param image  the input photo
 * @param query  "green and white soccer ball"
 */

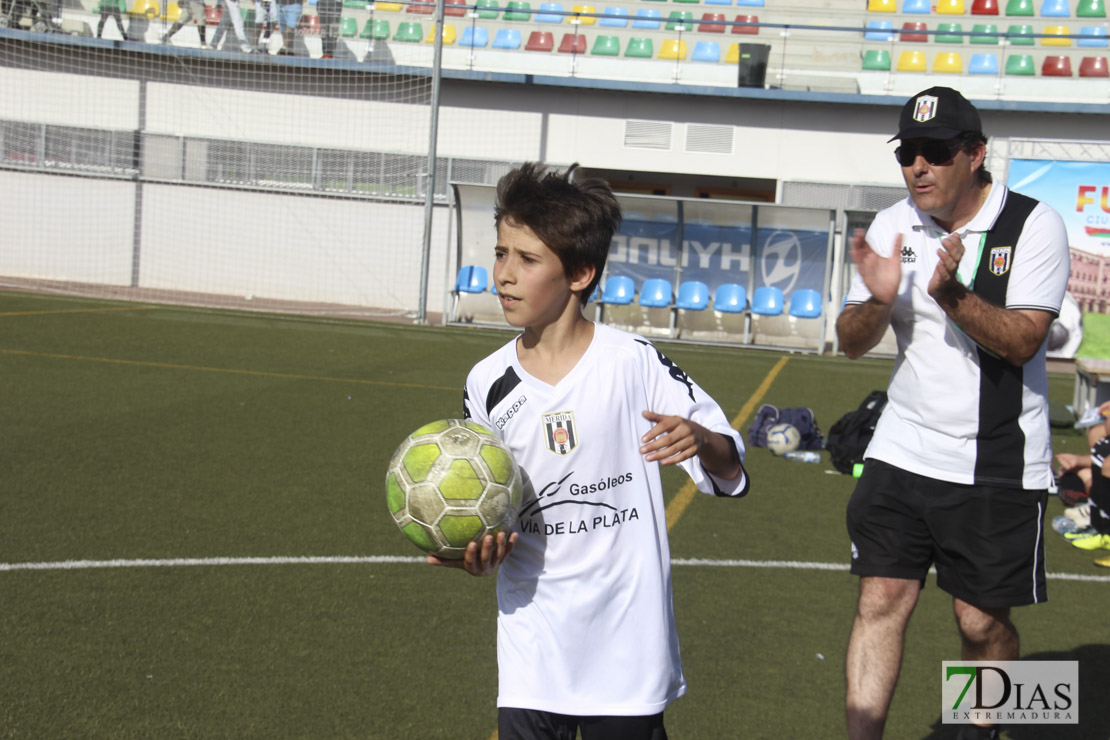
xmin=766 ymin=422 xmax=801 ymax=456
xmin=385 ymin=419 xmax=522 ymax=559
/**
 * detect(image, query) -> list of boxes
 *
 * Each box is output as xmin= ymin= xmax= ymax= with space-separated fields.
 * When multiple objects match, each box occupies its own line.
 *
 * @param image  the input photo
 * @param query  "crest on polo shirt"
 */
xmin=989 ymin=246 xmax=1012 ymax=276
xmin=913 ymin=95 xmax=938 ymax=123
xmin=543 ymin=411 xmax=577 ymax=455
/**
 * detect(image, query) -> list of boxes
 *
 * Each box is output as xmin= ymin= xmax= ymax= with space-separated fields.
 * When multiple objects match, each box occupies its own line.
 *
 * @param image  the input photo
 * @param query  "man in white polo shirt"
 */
xmin=837 ymin=87 xmax=1070 ymax=740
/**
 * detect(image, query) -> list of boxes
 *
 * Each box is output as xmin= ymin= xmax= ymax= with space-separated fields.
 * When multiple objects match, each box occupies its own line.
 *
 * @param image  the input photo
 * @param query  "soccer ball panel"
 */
xmin=439 ymin=459 xmax=484 ymax=500
xmin=439 ymin=514 xmax=485 ymax=547
xmin=480 ymin=443 xmax=515 ymax=485
xmin=766 ymin=423 xmax=801 ymax=456
xmin=402 ymin=443 xmax=440 ymax=482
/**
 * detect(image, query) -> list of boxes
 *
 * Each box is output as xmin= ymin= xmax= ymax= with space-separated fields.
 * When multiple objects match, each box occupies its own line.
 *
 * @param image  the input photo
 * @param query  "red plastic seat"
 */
xmin=300 ymin=13 xmax=320 ymax=33
xmin=698 ymin=12 xmax=726 ymax=32
xmin=731 ymin=14 xmax=758 ymax=34
xmin=558 ymin=32 xmax=586 ymax=53
xmin=444 ymin=0 xmax=467 ymax=16
xmin=970 ymin=0 xmax=1000 ymax=13
xmin=1079 ymin=55 xmax=1109 ymax=76
xmin=900 ymin=21 xmax=928 ymax=42
xmin=525 ymin=30 xmax=554 ymax=51
xmin=1042 ymin=54 xmax=1073 ymax=75
xmin=406 ymin=1 xmax=434 ymax=12
xmin=205 ymin=4 xmax=221 ymax=24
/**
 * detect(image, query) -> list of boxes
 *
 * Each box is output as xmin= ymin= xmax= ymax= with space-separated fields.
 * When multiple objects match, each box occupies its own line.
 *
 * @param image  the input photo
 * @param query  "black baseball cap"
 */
xmin=888 ymin=87 xmax=984 ymax=142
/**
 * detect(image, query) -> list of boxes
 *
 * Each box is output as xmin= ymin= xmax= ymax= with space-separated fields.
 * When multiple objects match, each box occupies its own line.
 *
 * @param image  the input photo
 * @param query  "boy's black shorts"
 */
xmin=846 ymin=459 xmax=1048 ymax=608
xmin=498 ymin=708 xmax=667 ymax=740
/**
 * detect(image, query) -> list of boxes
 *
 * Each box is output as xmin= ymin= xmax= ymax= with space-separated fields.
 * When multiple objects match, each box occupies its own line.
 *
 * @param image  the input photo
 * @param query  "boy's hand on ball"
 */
xmin=428 ymin=531 xmax=517 ymax=576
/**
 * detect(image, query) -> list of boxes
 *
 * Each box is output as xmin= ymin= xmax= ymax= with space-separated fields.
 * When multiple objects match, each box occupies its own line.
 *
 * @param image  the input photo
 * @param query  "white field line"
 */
xmin=2 ymin=556 xmax=1109 ymax=583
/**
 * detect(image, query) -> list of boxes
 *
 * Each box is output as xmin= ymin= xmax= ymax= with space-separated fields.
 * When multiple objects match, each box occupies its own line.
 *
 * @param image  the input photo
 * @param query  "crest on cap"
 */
xmin=913 ymin=95 xmax=938 ymax=123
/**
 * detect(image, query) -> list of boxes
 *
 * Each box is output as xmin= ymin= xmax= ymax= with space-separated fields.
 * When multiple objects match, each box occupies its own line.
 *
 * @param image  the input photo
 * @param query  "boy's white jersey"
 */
xmin=464 ymin=323 xmax=748 ymax=716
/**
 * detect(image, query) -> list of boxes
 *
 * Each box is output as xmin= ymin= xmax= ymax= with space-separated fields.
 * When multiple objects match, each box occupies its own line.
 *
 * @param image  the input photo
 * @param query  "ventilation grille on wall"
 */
xmin=624 ymin=120 xmax=672 ymax=150
xmin=685 ymin=124 xmax=733 ymax=155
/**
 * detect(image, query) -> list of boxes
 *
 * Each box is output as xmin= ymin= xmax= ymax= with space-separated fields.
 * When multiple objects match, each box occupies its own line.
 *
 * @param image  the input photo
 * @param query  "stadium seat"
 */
xmin=425 ymin=24 xmax=456 ymax=43
xmin=1005 ymin=52 xmax=1036 ymax=73
xmin=732 ymin=14 xmax=759 ymax=34
xmin=902 ymin=0 xmax=931 ymax=11
xmin=460 ymin=26 xmax=489 ymax=46
xmin=865 ymin=20 xmax=894 ymax=40
xmin=557 ymin=32 xmax=586 ymax=52
xmin=897 ymin=50 xmax=928 ymax=70
xmin=674 ymin=0 xmax=699 ymax=4
xmin=698 ymin=12 xmax=727 ymax=32
xmin=751 ymin=286 xmax=784 ymax=316
xmin=705 ymin=0 xmax=733 ymax=5
xmin=735 ymin=0 xmax=763 ymax=6
xmin=867 ymin=0 xmax=896 ymax=10
xmin=1042 ymin=53 xmax=1073 ymax=73
xmin=691 ymin=40 xmax=721 ymax=61
xmin=163 ymin=2 xmax=181 ymax=22
xmin=129 ymin=0 xmax=159 ymax=18
xmin=525 ymin=30 xmax=554 ymax=49
xmin=601 ymin=276 xmax=635 ymax=305
xmin=407 ymin=1 xmax=433 ymax=14
xmin=300 ymin=13 xmax=321 ymax=34
xmin=725 ymin=43 xmax=740 ymax=62
xmin=1079 ymin=54 xmax=1109 ymax=74
xmin=599 ymin=7 xmax=629 ymax=26
xmin=968 ymin=51 xmax=1001 ymax=72
xmin=676 ymin=281 xmax=710 ymax=311
xmin=935 ymin=22 xmax=964 ymax=42
xmin=1005 ymin=0 xmax=1035 ymax=14
xmin=1041 ymin=0 xmax=1072 ymax=15
xmin=933 ymin=51 xmax=964 ymax=72
xmin=569 ymin=4 xmax=596 ymax=24
xmin=788 ymin=289 xmax=822 ymax=319
xmin=625 ymin=37 xmax=653 ymax=56
xmin=376 ymin=2 xmax=403 ymax=11
xmin=631 ymin=8 xmax=662 ymax=28
xmin=659 ymin=39 xmax=687 ymax=59
xmin=1042 ymin=25 xmax=1072 ymax=44
xmin=862 ymin=48 xmax=892 ymax=69
xmin=591 ymin=34 xmax=620 ymax=54
xmin=713 ymin=283 xmax=747 ymax=313
xmin=638 ymin=279 xmax=673 ymax=308
xmin=340 ymin=16 xmax=358 ymax=36
xmin=492 ymin=27 xmax=522 ymax=48
xmin=454 ymin=265 xmax=488 ymax=294
xmin=1078 ymin=26 xmax=1108 ymax=46
xmin=1076 ymin=0 xmax=1106 ymax=16
xmin=970 ymin=23 xmax=1000 ymax=43
xmin=535 ymin=2 xmax=563 ymax=22
xmin=445 ymin=0 xmax=468 ymax=17
xmin=936 ymin=0 xmax=967 ymax=13
xmin=900 ymin=21 xmax=928 ymax=41
xmin=393 ymin=21 xmax=422 ymax=41
xmin=474 ymin=0 xmax=499 ymax=19
xmin=205 ymin=3 xmax=221 ymax=23
xmin=1006 ymin=23 xmax=1035 ymax=43
xmin=504 ymin=1 xmax=531 ymax=21
xmin=971 ymin=0 xmax=1000 ymax=12
xmin=666 ymin=10 xmax=694 ymax=30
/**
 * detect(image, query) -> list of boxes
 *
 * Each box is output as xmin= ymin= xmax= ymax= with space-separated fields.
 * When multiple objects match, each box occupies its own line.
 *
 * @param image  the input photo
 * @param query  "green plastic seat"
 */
xmin=1004 ymin=0 xmax=1035 ymax=14
xmin=1076 ymin=0 xmax=1106 ymax=16
xmin=1005 ymin=53 xmax=1035 ymax=73
xmin=665 ymin=10 xmax=694 ymax=30
xmin=862 ymin=48 xmax=891 ymax=69
xmin=625 ymin=36 xmax=653 ymax=57
xmin=361 ymin=18 xmax=390 ymax=38
xmin=1006 ymin=23 xmax=1035 ymax=44
xmin=393 ymin=20 xmax=422 ymax=41
xmin=591 ymin=34 xmax=620 ymax=54
xmin=970 ymin=23 xmax=998 ymax=43
xmin=340 ymin=16 xmax=358 ymax=37
xmin=475 ymin=0 xmax=499 ymax=18
xmin=342 ymin=0 xmax=366 ymax=7
xmin=504 ymin=1 xmax=531 ymax=21
xmin=934 ymin=22 xmax=963 ymax=42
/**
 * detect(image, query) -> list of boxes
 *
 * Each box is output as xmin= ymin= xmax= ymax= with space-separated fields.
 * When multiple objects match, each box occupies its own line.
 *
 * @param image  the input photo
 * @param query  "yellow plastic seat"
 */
xmin=569 ymin=4 xmax=595 ymax=24
xmin=867 ymin=0 xmax=897 ymax=11
xmin=1042 ymin=25 xmax=1072 ymax=45
xmin=425 ymin=23 xmax=456 ymax=43
xmin=897 ymin=49 xmax=927 ymax=70
xmin=933 ymin=51 xmax=963 ymax=71
xmin=936 ymin=0 xmax=967 ymax=12
xmin=376 ymin=2 xmax=404 ymax=11
xmin=725 ymin=42 xmax=740 ymax=62
xmin=162 ymin=1 xmax=181 ymax=21
xmin=129 ymin=0 xmax=159 ymax=18
xmin=659 ymin=38 xmax=687 ymax=59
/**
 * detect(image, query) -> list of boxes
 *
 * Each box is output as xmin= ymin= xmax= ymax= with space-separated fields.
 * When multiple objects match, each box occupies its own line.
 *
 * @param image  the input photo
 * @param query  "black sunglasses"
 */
xmin=894 ymin=139 xmax=966 ymax=167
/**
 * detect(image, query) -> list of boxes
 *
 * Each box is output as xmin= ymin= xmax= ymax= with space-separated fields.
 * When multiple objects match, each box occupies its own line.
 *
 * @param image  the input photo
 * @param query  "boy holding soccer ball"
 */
xmin=430 ymin=162 xmax=750 ymax=739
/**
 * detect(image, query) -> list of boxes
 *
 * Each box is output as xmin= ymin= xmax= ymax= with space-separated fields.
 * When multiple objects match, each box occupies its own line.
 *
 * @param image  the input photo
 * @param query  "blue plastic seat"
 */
xmin=676 ymin=281 xmax=710 ymax=311
xmin=1040 ymin=0 xmax=1072 ymax=14
xmin=691 ymin=40 xmax=721 ymax=61
xmin=492 ymin=28 xmax=522 ymax=48
xmin=535 ymin=2 xmax=563 ymax=22
xmin=735 ymin=0 xmax=763 ymax=6
xmin=902 ymin=0 xmax=931 ymax=11
xmin=631 ymin=8 xmax=661 ymax=28
xmin=788 ymin=289 xmax=822 ymax=319
xmin=638 ymin=278 xmax=673 ymax=308
xmin=454 ymin=265 xmax=488 ymax=293
xmin=601 ymin=275 xmax=635 ymax=305
xmin=865 ymin=19 xmax=895 ymax=40
xmin=713 ymin=283 xmax=747 ymax=313
xmin=704 ymin=0 xmax=733 ymax=5
xmin=459 ymin=26 xmax=490 ymax=46
xmin=751 ymin=286 xmax=784 ymax=316
xmin=598 ymin=6 xmax=629 ymax=26
xmin=1078 ymin=26 xmax=1108 ymax=46
xmin=968 ymin=51 xmax=1000 ymax=72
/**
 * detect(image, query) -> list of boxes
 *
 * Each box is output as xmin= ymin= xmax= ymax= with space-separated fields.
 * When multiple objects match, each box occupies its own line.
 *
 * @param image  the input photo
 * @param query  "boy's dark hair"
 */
xmin=494 ymin=162 xmax=622 ymax=306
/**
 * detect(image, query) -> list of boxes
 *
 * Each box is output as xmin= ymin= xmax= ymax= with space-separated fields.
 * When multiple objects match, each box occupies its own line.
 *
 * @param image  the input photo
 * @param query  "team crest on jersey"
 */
xmin=913 ymin=95 xmax=938 ymax=123
xmin=543 ymin=411 xmax=578 ymax=456
xmin=989 ymin=246 xmax=1012 ymax=276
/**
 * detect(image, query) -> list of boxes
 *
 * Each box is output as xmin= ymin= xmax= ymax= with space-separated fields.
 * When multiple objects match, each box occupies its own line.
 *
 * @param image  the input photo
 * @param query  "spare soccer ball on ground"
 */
xmin=386 ymin=419 xmax=523 ymax=559
xmin=766 ymin=422 xmax=801 ymax=456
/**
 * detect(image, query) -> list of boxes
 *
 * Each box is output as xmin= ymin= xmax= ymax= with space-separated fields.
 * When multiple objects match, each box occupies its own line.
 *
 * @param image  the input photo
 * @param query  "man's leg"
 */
xmin=953 ymin=600 xmax=1018 ymax=661
xmin=846 ymin=576 xmax=921 ymax=740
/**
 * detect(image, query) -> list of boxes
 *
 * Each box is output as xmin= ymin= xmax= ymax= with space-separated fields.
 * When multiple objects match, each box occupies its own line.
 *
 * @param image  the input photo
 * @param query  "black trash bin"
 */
xmin=737 ymin=43 xmax=770 ymax=88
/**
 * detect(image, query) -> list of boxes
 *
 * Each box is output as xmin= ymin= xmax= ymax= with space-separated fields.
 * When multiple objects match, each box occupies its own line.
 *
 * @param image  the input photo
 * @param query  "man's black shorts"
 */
xmin=498 ymin=708 xmax=668 ymax=740
xmin=846 ymin=459 xmax=1048 ymax=608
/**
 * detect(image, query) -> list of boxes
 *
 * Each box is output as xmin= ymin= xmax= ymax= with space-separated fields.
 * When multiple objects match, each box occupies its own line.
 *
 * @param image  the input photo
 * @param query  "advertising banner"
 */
xmin=1009 ymin=159 xmax=1110 ymax=255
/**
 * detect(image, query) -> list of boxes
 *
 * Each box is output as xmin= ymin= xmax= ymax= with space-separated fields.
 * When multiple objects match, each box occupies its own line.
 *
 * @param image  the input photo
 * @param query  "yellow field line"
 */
xmin=664 ymin=355 xmax=790 ymax=532
xmin=0 ymin=306 xmax=158 ymax=317
xmin=0 ymin=348 xmax=459 ymax=392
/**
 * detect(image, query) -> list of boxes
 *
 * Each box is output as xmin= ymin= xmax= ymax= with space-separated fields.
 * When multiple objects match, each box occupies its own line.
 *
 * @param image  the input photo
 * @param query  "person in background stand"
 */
xmin=316 ymin=0 xmax=341 ymax=59
xmin=253 ymin=0 xmax=278 ymax=52
xmin=209 ymin=0 xmax=253 ymax=53
xmin=162 ymin=0 xmax=208 ymax=47
xmin=275 ymin=0 xmax=303 ymax=56
xmin=95 ymin=0 xmax=128 ymax=39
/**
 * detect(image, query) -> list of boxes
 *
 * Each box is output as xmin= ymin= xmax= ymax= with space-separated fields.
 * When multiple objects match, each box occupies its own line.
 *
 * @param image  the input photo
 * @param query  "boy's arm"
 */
xmin=640 ymin=411 xmax=742 ymax=480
